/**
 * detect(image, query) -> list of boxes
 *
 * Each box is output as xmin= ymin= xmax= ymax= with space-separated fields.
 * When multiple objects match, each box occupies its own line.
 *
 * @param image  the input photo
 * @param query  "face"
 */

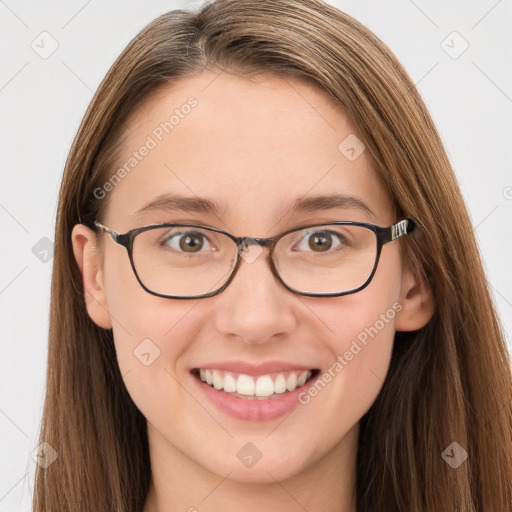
xmin=73 ymin=70 xmax=425 ymax=485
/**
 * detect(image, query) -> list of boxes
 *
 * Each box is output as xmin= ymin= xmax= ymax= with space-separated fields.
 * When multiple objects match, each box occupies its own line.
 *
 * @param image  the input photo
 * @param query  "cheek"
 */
xmin=304 ymin=299 xmax=399 ymax=416
xmin=101 ymin=251 xmax=201 ymax=415
xmin=302 ymin=244 xmax=403 ymax=418
xmin=102 ymin=244 xmax=199 ymax=346
xmin=332 ymin=309 xmax=396 ymax=398
xmin=287 ymin=299 xmax=399 ymax=467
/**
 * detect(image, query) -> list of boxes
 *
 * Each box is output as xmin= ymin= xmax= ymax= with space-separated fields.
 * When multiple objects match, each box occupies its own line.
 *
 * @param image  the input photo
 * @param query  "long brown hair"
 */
xmin=33 ymin=0 xmax=512 ymax=510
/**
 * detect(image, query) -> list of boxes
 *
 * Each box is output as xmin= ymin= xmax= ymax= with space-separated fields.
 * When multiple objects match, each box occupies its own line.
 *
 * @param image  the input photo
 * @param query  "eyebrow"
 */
xmin=134 ymin=193 xmax=374 ymax=219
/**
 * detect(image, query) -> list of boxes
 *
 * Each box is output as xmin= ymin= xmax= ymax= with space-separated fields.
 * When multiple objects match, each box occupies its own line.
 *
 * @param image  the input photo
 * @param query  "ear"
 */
xmin=71 ymin=224 xmax=112 ymax=330
xmin=395 ymin=266 xmax=435 ymax=332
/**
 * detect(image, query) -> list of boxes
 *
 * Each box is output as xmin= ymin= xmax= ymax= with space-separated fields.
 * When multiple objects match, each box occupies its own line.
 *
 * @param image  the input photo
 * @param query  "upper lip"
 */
xmin=191 ymin=360 xmax=317 ymax=376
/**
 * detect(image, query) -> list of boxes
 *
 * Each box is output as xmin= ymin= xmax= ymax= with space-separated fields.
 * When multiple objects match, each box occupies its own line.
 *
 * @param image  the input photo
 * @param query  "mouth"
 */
xmin=191 ymin=368 xmax=320 ymax=400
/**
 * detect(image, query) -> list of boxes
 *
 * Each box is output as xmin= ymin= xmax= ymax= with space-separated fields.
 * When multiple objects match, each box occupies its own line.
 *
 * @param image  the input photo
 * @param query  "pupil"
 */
xmin=310 ymin=233 xmax=332 ymax=252
xmin=180 ymin=234 xmax=203 ymax=252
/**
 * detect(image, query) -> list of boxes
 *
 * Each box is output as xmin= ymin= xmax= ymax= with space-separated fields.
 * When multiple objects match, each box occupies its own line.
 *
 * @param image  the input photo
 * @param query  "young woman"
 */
xmin=33 ymin=0 xmax=512 ymax=510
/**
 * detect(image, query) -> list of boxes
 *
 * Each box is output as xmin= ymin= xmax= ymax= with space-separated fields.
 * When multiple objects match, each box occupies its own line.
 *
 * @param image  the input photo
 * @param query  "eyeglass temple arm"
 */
xmin=379 ymin=217 xmax=419 ymax=245
xmin=93 ymin=220 xmax=124 ymax=245
xmin=392 ymin=218 xmax=416 ymax=239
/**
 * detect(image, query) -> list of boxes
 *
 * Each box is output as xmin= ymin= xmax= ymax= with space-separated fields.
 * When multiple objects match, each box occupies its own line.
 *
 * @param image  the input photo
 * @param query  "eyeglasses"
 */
xmin=93 ymin=217 xmax=417 ymax=300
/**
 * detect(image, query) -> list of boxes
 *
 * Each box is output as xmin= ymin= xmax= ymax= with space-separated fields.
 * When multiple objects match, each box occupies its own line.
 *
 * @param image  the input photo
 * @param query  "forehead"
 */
xmin=105 ymin=70 xmax=393 ymax=231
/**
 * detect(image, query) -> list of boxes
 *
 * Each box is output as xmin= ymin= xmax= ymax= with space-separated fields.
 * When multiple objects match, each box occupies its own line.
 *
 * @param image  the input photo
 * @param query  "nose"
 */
xmin=211 ymin=244 xmax=298 ymax=345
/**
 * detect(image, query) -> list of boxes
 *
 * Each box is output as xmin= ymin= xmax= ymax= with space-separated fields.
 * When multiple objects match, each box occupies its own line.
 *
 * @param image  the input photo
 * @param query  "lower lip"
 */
xmin=191 ymin=371 xmax=319 ymax=422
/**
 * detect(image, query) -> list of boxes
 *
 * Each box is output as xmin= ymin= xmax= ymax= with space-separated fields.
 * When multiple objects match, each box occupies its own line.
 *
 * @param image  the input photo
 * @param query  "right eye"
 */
xmin=159 ymin=230 xmax=215 ymax=254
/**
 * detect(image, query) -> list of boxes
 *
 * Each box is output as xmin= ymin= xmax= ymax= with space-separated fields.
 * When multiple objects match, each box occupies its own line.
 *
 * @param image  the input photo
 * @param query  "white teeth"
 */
xmin=212 ymin=370 xmax=223 ymax=390
xmin=297 ymin=371 xmax=308 ymax=387
xmin=286 ymin=373 xmax=297 ymax=391
xmin=255 ymin=375 xmax=274 ymax=397
xmin=223 ymin=372 xmax=237 ymax=393
xmin=197 ymin=369 xmax=314 ymax=397
xmin=237 ymin=374 xmax=255 ymax=396
xmin=274 ymin=374 xmax=287 ymax=394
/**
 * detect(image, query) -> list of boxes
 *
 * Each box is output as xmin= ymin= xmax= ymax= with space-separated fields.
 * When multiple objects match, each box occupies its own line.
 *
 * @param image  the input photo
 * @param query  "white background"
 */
xmin=1 ymin=1 xmax=511 ymax=510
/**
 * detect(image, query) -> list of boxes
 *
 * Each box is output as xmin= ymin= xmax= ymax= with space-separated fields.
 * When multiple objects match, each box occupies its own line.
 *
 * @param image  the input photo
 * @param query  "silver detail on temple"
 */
xmin=391 ymin=219 xmax=408 ymax=240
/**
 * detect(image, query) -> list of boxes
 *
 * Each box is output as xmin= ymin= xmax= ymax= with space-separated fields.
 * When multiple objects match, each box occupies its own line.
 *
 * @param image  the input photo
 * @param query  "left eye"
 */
xmin=295 ymin=230 xmax=345 ymax=253
xmin=161 ymin=231 xmax=214 ymax=254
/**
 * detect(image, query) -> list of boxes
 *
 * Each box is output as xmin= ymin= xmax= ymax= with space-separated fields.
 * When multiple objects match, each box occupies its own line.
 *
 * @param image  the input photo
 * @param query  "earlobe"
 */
xmin=71 ymin=224 xmax=113 ymax=330
xmin=395 ymin=267 xmax=435 ymax=332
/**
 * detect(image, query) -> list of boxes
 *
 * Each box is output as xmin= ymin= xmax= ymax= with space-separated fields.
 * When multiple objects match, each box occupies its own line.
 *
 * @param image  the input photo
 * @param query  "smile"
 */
xmin=193 ymin=368 xmax=318 ymax=399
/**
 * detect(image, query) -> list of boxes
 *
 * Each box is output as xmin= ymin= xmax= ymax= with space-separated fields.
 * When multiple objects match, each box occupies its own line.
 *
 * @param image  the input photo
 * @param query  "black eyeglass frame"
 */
xmin=93 ymin=217 xmax=418 ymax=300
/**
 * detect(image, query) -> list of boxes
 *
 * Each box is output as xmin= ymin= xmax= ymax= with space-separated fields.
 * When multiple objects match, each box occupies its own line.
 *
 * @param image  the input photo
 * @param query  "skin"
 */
xmin=72 ymin=69 xmax=435 ymax=512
